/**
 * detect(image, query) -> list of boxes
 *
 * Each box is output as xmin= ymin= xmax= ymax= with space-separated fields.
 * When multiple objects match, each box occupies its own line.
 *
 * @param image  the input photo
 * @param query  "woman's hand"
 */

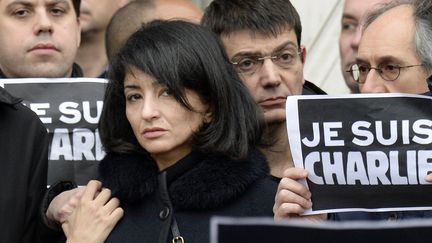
xmin=62 ymin=180 xmax=124 ymax=243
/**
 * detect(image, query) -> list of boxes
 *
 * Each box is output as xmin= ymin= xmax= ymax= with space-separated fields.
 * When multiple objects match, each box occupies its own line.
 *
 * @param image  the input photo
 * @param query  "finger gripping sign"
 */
xmin=286 ymin=93 xmax=432 ymax=214
xmin=0 ymin=78 xmax=107 ymax=185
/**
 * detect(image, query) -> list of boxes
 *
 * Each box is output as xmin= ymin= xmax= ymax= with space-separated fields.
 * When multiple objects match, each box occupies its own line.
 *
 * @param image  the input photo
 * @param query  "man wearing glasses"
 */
xmin=202 ymin=0 xmax=325 ymax=180
xmin=334 ymin=0 xmax=432 ymax=221
xmin=273 ymin=0 xmax=432 ymax=221
xmin=346 ymin=0 xmax=431 ymax=94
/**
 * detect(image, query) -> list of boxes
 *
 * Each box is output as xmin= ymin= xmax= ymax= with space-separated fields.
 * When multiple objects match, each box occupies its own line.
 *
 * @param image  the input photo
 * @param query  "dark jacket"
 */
xmin=331 ymin=210 xmax=432 ymax=221
xmin=0 ymin=64 xmax=83 ymax=242
xmin=302 ymin=80 xmax=327 ymax=95
xmin=0 ymin=87 xmax=49 ymax=242
xmin=425 ymin=75 xmax=432 ymax=96
xmin=97 ymin=150 xmax=278 ymax=243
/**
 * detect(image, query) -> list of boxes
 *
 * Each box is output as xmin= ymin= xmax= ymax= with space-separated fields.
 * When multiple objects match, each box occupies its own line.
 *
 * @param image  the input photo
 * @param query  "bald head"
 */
xmin=153 ymin=0 xmax=203 ymax=23
xmin=106 ymin=0 xmax=203 ymax=59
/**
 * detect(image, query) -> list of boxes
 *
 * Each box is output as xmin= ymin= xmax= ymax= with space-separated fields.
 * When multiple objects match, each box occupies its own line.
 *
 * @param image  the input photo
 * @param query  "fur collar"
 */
xmin=99 ymin=150 xmax=269 ymax=209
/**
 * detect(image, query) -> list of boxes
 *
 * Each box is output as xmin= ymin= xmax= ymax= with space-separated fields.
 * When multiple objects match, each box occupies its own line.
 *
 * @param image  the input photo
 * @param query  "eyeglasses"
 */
xmin=347 ymin=63 xmax=423 ymax=83
xmin=231 ymin=48 xmax=303 ymax=75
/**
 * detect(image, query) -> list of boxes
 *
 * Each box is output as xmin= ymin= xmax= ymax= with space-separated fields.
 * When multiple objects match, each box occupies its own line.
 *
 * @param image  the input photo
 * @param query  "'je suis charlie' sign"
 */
xmin=286 ymin=93 xmax=432 ymax=214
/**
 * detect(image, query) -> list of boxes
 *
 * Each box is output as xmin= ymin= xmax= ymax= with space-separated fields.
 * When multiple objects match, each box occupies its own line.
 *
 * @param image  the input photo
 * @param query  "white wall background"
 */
xmin=191 ymin=0 xmax=212 ymax=9
xmin=290 ymin=0 xmax=349 ymax=94
xmin=193 ymin=0 xmax=350 ymax=94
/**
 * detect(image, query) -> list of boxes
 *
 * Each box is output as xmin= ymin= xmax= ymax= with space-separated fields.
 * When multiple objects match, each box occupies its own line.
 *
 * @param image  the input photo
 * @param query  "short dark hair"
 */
xmin=100 ymin=20 xmax=266 ymax=160
xmin=72 ymin=0 xmax=81 ymax=17
xmin=105 ymin=0 xmax=155 ymax=59
xmin=201 ymin=0 xmax=302 ymax=46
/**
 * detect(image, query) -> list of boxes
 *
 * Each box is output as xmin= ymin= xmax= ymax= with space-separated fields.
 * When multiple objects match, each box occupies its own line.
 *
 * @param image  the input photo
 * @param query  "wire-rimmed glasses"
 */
xmin=347 ymin=63 xmax=423 ymax=83
xmin=231 ymin=48 xmax=303 ymax=75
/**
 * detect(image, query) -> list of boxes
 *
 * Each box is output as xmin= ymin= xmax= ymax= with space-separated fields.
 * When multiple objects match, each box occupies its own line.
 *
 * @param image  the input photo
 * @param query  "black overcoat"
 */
xmin=0 ymin=87 xmax=49 ymax=243
xmin=99 ymin=150 xmax=278 ymax=243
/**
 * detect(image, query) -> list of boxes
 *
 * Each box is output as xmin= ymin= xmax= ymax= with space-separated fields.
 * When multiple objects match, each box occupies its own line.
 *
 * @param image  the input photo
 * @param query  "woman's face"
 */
xmin=124 ymin=67 xmax=209 ymax=170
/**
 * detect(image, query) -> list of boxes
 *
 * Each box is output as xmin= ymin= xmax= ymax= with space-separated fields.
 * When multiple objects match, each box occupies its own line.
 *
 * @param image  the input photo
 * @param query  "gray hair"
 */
xmin=364 ymin=0 xmax=432 ymax=75
xmin=413 ymin=0 xmax=432 ymax=74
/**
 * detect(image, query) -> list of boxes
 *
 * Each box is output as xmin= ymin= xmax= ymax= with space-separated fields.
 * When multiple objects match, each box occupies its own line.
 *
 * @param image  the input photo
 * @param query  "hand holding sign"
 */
xmin=273 ymin=167 xmax=327 ymax=221
xmin=286 ymin=93 xmax=432 ymax=215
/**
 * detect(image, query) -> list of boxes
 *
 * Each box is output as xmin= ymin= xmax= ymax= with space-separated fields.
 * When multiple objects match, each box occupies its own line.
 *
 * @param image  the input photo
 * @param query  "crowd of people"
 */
xmin=1 ymin=0 xmax=431 ymax=242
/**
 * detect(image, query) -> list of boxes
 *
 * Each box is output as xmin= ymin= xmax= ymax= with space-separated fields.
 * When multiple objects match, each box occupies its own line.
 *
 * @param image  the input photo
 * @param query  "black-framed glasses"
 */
xmin=347 ymin=63 xmax=423 ymax=83
xmin=231 ymin=48 xmax=303 ymax=75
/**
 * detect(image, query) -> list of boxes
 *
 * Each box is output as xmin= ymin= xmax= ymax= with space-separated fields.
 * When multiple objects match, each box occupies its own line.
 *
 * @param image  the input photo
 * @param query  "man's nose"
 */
xmin=34 ymin=11 xmax=53 ymax=35
xmin=258 ymin=59 xmax=282 ymax=88
xmin=360 ymin=70 xmax=387 ymax=93
xmin=350 ymin=26 xmax=362 ymax=51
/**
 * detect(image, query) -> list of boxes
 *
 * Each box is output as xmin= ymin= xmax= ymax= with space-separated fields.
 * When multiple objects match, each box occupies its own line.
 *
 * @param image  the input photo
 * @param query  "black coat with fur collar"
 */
xmin=99 ymin=149 xmax=278 ymax=243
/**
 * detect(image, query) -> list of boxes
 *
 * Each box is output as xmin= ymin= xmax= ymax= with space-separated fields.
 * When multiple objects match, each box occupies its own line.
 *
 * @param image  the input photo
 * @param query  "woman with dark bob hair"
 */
xmin=62 ymin=20 xmax=278 ymax=243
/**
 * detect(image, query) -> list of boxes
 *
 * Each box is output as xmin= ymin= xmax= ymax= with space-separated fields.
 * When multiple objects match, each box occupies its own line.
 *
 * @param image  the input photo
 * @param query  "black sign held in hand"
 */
xmin=0 ymin=78 xmax=107 ymax=185
xmin=286 ymin=93 xmax=432 ymax=214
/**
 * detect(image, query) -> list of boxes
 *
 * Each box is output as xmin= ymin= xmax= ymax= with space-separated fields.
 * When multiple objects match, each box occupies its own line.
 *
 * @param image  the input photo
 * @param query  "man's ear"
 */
xmin=300 ymin=45 xmax=307 ymax=64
